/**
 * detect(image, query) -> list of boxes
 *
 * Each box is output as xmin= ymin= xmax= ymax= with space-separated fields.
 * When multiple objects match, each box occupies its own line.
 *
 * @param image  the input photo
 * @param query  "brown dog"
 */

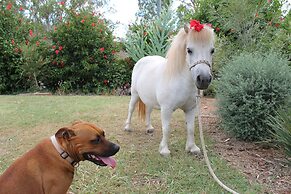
xmin=0 ymin=121 xmax=120 ymax=194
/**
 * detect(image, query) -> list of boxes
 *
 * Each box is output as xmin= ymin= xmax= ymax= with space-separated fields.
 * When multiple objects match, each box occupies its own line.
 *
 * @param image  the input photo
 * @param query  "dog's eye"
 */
xmin=91 ymin=137 xmax=101 ymax=144
xmin=187 ymin=48 xmax=193 ymax=54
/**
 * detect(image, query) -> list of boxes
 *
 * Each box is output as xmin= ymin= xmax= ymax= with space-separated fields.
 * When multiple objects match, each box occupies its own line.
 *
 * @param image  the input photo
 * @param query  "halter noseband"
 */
xmin=189 ymin=60 xmax=211 ymax=71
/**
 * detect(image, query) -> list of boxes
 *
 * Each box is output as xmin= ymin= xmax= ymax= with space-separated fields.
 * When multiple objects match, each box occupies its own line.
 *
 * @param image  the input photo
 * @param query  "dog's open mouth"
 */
xmin=83 ymin=153 xmax=116 ymax=168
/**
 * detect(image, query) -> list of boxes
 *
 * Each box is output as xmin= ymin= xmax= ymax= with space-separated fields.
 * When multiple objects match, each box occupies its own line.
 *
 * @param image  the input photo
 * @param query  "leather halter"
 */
xmin=50 ymin=135 xmax=78 ymax=167
xmin=189 ymin=60 xmax=211 ymax=71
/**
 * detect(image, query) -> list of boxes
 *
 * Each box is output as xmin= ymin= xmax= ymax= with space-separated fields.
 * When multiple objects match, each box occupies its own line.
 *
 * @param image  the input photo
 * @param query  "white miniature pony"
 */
xmin=125 ymin=20 xmax=215 ymax=156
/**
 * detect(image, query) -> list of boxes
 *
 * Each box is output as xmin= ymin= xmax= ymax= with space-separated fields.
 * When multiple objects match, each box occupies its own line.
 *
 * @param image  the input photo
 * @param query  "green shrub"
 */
xmin=268 ymin=98 xmax=291 ymax=161
xmin=216 ymin=53 xmax=291 ymax=141
xmin=40 ymin=10 xmax=118 ymax=93
xmin=0 ymin=2 xmax=31 ymax=94
xmin=125 ymin=9 xmax=176 ymax=62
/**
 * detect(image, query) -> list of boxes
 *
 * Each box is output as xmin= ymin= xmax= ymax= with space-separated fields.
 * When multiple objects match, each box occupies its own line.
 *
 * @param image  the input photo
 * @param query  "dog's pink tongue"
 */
xmin=98 ymin=156 xmax=116 ymax=168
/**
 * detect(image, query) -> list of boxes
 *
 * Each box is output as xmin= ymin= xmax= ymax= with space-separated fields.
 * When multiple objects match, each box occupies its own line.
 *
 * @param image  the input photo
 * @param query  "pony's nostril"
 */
xmin=197 ymin=75 xmax=201 ymax=83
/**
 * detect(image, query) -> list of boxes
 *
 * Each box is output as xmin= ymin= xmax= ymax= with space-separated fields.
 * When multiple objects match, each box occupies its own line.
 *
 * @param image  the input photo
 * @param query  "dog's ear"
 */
xmin=55 ymin=127 xmax=76 ymax=140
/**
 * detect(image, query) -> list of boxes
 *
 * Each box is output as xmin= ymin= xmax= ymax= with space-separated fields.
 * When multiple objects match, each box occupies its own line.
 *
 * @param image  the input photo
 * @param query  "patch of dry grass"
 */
xmin=0 ymin=95 xmax=262 ymax=193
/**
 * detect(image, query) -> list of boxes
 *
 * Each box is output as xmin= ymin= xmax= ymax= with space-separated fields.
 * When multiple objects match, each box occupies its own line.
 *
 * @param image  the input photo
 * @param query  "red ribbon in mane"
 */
xmin=190 ymin=20 xmax=204 ymax=32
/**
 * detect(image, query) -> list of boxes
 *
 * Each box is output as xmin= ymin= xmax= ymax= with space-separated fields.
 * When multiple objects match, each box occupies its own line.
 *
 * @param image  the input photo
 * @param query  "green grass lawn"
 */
xmin=0 ymin=95 xmax=262 ymax=193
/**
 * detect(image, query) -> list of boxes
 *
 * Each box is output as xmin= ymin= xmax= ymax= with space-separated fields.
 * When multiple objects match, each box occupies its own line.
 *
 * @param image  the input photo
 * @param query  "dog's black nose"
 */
xmin=112 ymin=144 xmax=120 ymax=154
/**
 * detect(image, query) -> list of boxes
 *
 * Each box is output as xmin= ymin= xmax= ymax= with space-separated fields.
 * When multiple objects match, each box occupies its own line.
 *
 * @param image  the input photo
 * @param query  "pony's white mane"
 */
xmin=165 ymin=25 xmax=214 ymax=77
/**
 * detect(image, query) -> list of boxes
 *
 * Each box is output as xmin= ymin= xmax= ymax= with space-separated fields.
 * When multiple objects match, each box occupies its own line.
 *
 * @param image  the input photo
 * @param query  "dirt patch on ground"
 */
xmin=200 ymin=98 xmax=291 ymax=194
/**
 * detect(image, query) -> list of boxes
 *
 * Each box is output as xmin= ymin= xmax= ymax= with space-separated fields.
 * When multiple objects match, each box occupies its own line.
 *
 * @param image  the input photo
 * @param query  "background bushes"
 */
xmin=40 ymin=10 xmax=119 ymax=93
xmin=216 ymin=53 xmax=291 ymax=141
xmin=0 ymin=1 xmax=134 ymax=94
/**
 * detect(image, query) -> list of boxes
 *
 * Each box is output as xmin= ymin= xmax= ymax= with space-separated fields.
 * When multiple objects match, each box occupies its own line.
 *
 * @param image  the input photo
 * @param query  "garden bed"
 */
xmin=200 ymin=98 xmax=291 ymax=194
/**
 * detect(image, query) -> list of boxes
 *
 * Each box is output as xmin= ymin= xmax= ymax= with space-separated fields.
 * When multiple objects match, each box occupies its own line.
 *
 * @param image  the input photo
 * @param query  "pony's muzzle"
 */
xmin=196 ymin=74 xmax=212 ymax=90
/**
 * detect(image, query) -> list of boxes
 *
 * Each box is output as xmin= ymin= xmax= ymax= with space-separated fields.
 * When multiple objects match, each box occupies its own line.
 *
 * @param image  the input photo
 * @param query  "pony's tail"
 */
xmin=137 ymin=98 xmax=146 ymax=121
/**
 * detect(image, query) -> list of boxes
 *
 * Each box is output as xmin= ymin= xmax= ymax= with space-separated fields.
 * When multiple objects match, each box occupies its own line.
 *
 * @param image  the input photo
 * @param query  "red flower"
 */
xmin=29 ymin=29 xmax=33 ymax=37
xmin=99 ymin=47 xmax=105 ymax=52
xmin=36 ymin=41 xmax=40 ymax=46
xmin=91 ymin=23 xmax=96 ymax=27
xmin=81 ymin=19 xmax=85 ymax=23
xmin=59 ymin=46 xmax=63 ymax=51
xmin=43 ymin=36 xmax=47 ymax=40
xmin=215 ymin=27 xmax=220 ymax=32
xmin=6 ymin=2 xmax=12 ymax=10
xmin=11 ymin=39 xmax=15 ymax=45
xmin=189 ymin=20 xmax=204 ymax=32
xmin=59 ymin=1 xmax=65 ymax=5
xmin=52 ymin=45 xmax=56 ymax=49
xmin=19 ymin=6 xmax=24 ymax=11
xmin=55 ymin=50 xmax=60 ymax=55
xmin=103 ymin=55 xmax=107 ymax=59
xmin=103 ymin=80 xmax=109 ymax=85
xmin=112 ymin=50 xmax=116 ymax=55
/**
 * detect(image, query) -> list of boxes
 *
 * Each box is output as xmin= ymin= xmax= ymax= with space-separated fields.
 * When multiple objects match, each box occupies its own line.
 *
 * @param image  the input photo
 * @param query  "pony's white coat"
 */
xmin=125 ymin=25 xmax=215 ymax=156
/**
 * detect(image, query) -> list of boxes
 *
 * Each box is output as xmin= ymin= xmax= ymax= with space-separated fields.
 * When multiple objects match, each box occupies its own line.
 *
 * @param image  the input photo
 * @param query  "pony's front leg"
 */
xmin=124 ymin=93 xmax=139 ymax=131
xmin=159 ymin=107 xmax=172 ymax=156
xmin=146 ymin=106 xmax=154 ymax=133
xmin=184 ymin=108 xmax=201 ymax=154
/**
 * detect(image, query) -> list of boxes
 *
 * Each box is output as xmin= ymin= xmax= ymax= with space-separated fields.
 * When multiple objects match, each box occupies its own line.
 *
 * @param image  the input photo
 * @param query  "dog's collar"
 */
xmin=50 ymin=135 xmax=78 ymax=167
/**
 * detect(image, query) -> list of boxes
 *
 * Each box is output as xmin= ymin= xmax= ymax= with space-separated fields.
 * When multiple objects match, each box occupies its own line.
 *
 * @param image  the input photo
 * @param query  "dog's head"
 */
xmin=55 ymin=121 xmax=120 ymax=168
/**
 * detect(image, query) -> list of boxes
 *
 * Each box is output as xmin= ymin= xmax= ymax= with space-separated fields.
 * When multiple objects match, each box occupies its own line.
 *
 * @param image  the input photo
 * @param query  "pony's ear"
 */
xmin=55 ymin=127 xmax=76 ymax=140
xmin=184 ymin=24 xmax=189 ymax=33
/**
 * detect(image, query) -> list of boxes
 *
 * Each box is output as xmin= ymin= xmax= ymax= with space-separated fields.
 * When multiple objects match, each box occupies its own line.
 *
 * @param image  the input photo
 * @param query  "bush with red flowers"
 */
xmin=0 ymin=2 xmax=32 ymax=94
xmin=38 ymin=10 xmax=120 ymax=93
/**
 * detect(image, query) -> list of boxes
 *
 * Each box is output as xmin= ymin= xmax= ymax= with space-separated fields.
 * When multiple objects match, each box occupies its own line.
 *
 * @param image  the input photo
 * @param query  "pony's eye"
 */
xmin=187 ymin=48 xmax=193 ymax=54
xmin=91 ymin=136 xmax=101 ymax=144
xmin=210 ymin=48 xmax=215 ymax=54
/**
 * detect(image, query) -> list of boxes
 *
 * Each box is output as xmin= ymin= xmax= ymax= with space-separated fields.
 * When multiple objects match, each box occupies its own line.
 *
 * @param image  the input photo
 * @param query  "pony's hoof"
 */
xmin=159 ymin=147 xmax=171 ymax=157
xmin=146 ymin=128 xmax=154 ymax=133
xmin=187 ymin=147 xmax=201 ymax=155
xmin=124 ymin=127 xmax=133 ymax=132
xmin=186 ymin=144 xmax=201 ymax=155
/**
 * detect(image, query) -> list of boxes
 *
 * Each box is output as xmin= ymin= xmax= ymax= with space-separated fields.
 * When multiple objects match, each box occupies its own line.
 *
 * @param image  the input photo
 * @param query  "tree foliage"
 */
xmin=125 ymin=9 xmax=176 ymax=62
xmin=136 ymin=0 xmax=173 ymax=21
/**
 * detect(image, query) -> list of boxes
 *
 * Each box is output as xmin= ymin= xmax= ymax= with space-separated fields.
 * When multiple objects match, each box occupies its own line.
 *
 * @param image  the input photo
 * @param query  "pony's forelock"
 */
xmin=188 ymin=25 xmax=214 ymax=44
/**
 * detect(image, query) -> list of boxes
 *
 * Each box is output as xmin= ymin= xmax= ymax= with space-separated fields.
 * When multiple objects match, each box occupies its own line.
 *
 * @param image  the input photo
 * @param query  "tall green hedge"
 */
xmin=38 ymin=10 xmax=119 ymax=93
xmin=0 ymin=2 xmax=31 ymax=94
xmin=216 ymin=53 xmax=291 ymax=141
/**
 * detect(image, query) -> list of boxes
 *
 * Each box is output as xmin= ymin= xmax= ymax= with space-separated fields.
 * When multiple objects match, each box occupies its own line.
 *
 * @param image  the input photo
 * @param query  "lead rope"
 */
xmin=196 ymin=90 xmax=239 ymax=194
